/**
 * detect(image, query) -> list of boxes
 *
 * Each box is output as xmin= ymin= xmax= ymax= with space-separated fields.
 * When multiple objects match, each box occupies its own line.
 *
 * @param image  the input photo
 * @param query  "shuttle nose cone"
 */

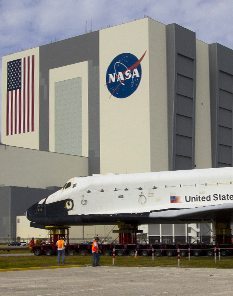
xmin=26 ymin=202 xmax=45 ymax=222
xmin=26 ymin=198 xmax=73 ymax=227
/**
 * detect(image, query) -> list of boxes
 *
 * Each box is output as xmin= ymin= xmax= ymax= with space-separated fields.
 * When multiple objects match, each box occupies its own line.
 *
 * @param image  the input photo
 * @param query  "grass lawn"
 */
xmin=1 ymin=255 xmax=233 ymax=270
xmin=0 ymin=248 xmax=30 ymax=254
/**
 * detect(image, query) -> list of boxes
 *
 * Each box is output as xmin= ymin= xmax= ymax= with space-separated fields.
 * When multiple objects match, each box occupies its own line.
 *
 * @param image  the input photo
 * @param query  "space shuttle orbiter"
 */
xmin=26 ymin=167 xmax=233 ymax=228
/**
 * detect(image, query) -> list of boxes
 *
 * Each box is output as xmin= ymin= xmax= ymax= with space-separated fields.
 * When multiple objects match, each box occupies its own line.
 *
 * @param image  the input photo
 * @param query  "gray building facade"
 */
xmin=39 ymin=32 xmax=100 ymax=174
xmin=2 ymin=17 xmax=233 ymax=173
xmin=0 ymin=144 xmax=88 ymax=241
xmin=0 ymin=186 xmax=59 ymax=241
xmin=209 ymin=44 xmax=233 ymax=167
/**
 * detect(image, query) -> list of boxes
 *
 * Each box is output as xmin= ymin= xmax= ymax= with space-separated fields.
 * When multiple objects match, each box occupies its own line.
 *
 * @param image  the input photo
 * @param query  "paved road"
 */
xmin=0 ymin=266 xmax=233 ymax=296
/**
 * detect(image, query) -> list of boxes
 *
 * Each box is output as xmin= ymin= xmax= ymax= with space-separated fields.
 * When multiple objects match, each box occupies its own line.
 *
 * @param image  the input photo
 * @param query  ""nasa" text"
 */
xmin=108 ymin=69 xmax=140 ymax=84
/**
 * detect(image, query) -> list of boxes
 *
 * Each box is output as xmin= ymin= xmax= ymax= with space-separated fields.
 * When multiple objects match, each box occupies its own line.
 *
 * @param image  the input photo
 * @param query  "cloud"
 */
xmin=143 ymin=0 xmax=233 ymax=46
xmin=0 ymin=0 xmax=232 ymax=56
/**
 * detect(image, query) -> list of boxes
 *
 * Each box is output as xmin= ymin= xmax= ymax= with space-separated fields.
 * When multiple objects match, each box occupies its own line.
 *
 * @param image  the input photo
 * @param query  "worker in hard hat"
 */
xmin=56 ymin=236 xmax=66 ymax=264
xmin=92 ymin=236 xmax=100 ymax=267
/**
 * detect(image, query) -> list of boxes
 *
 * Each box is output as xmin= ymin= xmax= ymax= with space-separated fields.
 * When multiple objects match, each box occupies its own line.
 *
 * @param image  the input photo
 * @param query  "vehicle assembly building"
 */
xmin=1 ymin=17 xmax=233 ymax=242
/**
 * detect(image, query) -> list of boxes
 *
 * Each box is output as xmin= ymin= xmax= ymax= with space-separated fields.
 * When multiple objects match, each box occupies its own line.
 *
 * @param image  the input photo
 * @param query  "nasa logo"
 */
xmin=106 ymin=51 xmax=146 ymax=99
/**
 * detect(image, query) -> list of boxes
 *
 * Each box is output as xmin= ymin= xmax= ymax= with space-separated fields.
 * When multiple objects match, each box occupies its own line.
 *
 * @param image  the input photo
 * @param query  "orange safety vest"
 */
xmin=92 ymin=240 xmax=98 ymax=253
xmin=57 ymin=239 xmax=65 ymax=250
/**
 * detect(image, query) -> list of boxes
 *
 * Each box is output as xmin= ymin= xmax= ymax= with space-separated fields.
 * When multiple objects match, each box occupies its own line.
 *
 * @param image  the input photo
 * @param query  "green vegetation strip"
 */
xmin=0 ymin=248 xmax=30 ymax=254
xmin=1 ymin=255 xmax=233 ymax=271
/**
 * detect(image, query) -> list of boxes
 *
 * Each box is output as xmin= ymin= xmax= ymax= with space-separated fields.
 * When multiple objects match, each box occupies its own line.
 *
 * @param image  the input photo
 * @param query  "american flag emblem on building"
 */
xmin=170 ymin=195 xmax=181 ymax=203
xmin=6 ymin=55 xmax=35 ymax=135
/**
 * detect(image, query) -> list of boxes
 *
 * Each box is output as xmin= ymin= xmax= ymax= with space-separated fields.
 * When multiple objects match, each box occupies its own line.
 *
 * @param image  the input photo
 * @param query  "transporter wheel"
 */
xmin=79 ymin=250 xmax=87 ymax=256
xmin=193 ymin=250 xmax=200 ymax=257
xmin=129 ymin=250 xmax=135 ymax=256
xmin=220 ymin=250 xmax=228 ymax=256
xmin=34 ymin=248 xmax=42 ymax=256
xmin=117 ymin=250 xmax=124 ymax=256
xmin=155 ymin=250 xmax=162 ymax=257
xmin=166 ymin=250 xmax=174 ymax=257
xmin=180 ymin=251 xmax=187 ymax=257
xmin=104 ymin=250 xmax=111 ymax=256
xmin=67 ymin=249 xmax=75 ymax=256
xmin=45 ymin=248 xmax=53 ymax=256
xmin=142 ymin=250 xmax=148 ymax=256
xmin=207 ymin=250 xmax=213 ymax=257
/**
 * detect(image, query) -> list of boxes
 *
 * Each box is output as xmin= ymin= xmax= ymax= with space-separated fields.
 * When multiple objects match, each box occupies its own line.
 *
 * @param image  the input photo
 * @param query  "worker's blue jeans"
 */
xmin=57 ymin=249 xmax=65 ymax=264
xmin=92 ymin=252 xmax=99 ymax=266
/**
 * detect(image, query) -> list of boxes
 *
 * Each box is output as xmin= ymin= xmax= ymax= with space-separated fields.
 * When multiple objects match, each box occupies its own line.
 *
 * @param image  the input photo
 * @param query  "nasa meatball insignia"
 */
xmin=106 ymin=51 xmax=146 ymax=99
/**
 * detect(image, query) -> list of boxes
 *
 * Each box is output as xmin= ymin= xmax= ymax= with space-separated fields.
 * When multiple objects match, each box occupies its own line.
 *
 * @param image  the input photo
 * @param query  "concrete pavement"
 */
xmin=0 ymin=266 xmax=233 ymax=295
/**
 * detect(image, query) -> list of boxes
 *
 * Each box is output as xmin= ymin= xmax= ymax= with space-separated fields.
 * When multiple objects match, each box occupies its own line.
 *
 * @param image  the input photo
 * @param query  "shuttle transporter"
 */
xmin=27 ymin=167 xmax=233 ymax=244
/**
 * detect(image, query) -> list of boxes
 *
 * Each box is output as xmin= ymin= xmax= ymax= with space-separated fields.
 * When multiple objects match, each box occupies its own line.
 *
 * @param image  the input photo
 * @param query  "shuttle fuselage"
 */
xmin=26 ymin=167 xmax=233 ymax=227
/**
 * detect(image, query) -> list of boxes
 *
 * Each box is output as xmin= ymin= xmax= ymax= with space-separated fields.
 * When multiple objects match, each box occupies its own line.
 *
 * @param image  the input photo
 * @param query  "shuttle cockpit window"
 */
xmin=63 ymin=182 xmax=72 ymax=190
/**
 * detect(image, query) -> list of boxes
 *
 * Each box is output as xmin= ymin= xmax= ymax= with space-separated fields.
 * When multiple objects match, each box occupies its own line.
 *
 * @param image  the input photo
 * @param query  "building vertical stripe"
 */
xmin=27 ymin=56 xmax=30 ymax=132
xmin=23 ymin=57 xmax=26 ymax=133
xmin=10 ymin=91 xmax=13 ymax=135
xmin=19 ymin=88 xmax=21 ymax=134
xmin=6 ymin=92 xmax=9 ymax=135
xmin=14 ymin=90 xmax=17 ymax=134
xmin=31 ymin=55 xmax=34 ymax=131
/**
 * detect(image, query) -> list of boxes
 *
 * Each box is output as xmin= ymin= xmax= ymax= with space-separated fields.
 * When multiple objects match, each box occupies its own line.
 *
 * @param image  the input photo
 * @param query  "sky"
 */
xmin=0 ymin=0 xmax=233 ymax=136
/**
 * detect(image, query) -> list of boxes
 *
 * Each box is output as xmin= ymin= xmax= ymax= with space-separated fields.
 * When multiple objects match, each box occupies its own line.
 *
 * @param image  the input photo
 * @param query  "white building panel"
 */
xmin=54 ymin=78 xmax=82 ymax=155
xmin=195 ymin=40 xmax=212 ymax=168
xmin=49 ymin=62 xmax=88 ymax=156
xmin=148 ymin=19 xmax=168 ymax=171
xmin=99 ymin=19 xmax=151 ymax=174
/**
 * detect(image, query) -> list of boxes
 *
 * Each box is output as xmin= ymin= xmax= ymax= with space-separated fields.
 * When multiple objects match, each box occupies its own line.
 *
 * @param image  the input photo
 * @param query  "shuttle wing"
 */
xmin=149 ymin=203 xmax=233 ymax=222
